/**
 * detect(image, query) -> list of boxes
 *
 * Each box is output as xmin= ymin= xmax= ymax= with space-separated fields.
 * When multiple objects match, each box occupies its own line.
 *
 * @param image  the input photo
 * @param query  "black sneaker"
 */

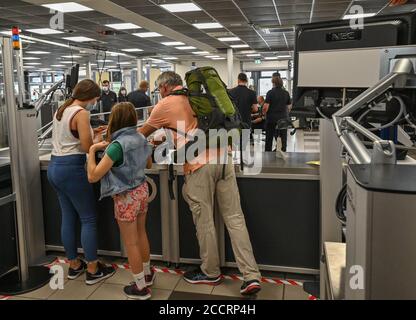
xmin=183 ymin=268 xmax=222 ymax=285
xmin=145 ymin=267 xmax=156 ymax=287
xmin=240 ymin=280 xmax=261 ymax=296
xmin=67 ymin=259 xmax=87 ymax=280
xmin=85 ymin=262 xmax=116 ymax=285
xmin=124 ymin=283 xmax=151 ymax=300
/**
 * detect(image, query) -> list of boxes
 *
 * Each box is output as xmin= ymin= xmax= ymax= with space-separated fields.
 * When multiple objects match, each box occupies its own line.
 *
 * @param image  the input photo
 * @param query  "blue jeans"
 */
xmin=47 ymin=154 xmax=98 ymax=262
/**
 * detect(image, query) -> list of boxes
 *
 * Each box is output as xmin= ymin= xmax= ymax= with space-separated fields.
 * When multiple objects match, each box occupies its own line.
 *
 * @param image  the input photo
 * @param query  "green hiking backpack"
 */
xmin=184 ymin=66 xmax=246 ymax=133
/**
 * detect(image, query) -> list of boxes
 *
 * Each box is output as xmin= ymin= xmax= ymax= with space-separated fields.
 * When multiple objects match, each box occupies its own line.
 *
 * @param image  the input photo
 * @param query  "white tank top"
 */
xmin=51 ymin=106 xmax=92 ymax=156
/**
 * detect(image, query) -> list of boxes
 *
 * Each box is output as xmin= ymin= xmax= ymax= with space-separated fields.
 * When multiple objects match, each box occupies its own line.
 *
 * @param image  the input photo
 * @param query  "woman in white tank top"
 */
xmin=48 ymin=79 xmax=115 ymax=285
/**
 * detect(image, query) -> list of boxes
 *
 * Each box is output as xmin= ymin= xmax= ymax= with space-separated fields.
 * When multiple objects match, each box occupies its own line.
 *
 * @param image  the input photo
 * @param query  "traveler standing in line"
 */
xmin=99 ymin=80 xmax=117 ymax=121
xmin=118 ymin=87 xmax=128 ymax=103
xmin=229 ymin=73 xmax=258 ymax=130
xmin=138 ymin=71 xmax=262 ymax=296
xmin=88 ymin=102 xmax=155 ymax=300
xmin=127 ymin=80 xmax=151 ymax=120
xmin=263 ymin=73 xmax=292 ymax=152
xmin=47 ymin=79 xmax=116 ymax=285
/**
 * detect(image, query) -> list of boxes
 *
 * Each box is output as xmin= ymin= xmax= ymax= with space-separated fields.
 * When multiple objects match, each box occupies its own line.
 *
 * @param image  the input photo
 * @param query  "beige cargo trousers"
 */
xmin=182 ymin=156 xmax=261 ymax=282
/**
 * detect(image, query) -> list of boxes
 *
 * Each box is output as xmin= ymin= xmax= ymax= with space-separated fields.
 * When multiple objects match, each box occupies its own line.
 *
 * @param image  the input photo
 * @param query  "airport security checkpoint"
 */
xmin=0 ymin=0 xmax=416 ymax=303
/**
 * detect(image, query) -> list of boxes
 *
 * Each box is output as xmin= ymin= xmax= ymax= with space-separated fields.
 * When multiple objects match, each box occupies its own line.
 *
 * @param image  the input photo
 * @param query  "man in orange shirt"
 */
xmin=138 ymin=71 xmax=261 ymax=296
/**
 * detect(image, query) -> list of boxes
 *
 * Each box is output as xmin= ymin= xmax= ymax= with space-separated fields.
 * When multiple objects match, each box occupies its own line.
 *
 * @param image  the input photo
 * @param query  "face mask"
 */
xmin=102 ymin=86 xmax=109 ymax=92
xmin=121 ymin=90 xmax=127 ymax=95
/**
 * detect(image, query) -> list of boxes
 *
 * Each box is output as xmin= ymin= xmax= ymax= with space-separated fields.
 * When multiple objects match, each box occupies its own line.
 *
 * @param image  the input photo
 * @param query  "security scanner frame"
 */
xmin=0 ymin=36 xmax=52 ymax=295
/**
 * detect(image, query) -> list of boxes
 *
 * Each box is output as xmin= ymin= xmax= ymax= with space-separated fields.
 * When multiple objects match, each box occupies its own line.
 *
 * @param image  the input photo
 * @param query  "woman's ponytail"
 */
xmin=56 ymin=97 xmax=75 ymax=121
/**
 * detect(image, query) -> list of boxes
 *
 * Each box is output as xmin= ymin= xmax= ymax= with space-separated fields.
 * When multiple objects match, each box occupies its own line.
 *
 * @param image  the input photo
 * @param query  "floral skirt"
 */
xmin=113 ymin=182 xmax=149 ymax=222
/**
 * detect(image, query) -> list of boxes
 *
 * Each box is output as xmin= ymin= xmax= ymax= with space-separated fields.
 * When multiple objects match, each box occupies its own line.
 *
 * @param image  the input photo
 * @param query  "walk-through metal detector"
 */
xmin=0 ymin=35 xmax=52 ymax=295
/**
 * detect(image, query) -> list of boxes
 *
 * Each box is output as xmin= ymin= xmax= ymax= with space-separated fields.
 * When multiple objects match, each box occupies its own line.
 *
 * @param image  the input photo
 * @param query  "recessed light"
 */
xmin=108 ymin=51 xmax=128 ymax=57
xmin=42 ymin=2 xmax=93 ymax=13
xmin=121 ymin=48 xmax=143 ymax=52
xmin=238 ymin=50 xmax=256 ymax=54
xmin=218 ymin=37 xmax=241 ymax=42
xmin=212 ymin=57 xmax=226 ymax=60
xmin=193 ymin=23 xmax=223 ymax=30
xmin=26 ymin=28 xmax=63 ymax=35
xmin=23 ymin=57 xmax=41 ymax=60
xmin=63 ymin=36 xmax=95 ymax=42
xmin=105 ymin=23 xmax=141 ymax=30
xmin=175 ymin=46 xmax=196 ymax=50
xmin=104 ymin=66 xmax=117 ymax=69
xmin=26 ymin=51 xmax=50 ymax=54
xmin=0 ymin=29 xmax=21 ymax=36
xmin=61 ymin=61 xmax=77 ymax=64
xmin=25 ymin=62 xmax=42 ymax=65
xmin=230 ymin=44 xmax=249 ymax=48
xmin=62 ymin=55 xmax=82 ymax=59
xmin=163 ymin=57 xmax=178 ymax=60
xmin=205 ymin=55 xmax=220 ymax=58
xmin=247 ymin=54 xmax=261 ymax=57
xmin=96 ymin=60 xmax=114 ymax=63
xmin=117 ymin=62 xmax=131 ymax=65
xmin=51 ymin=64 xmax=65 ymax=67
xmin=192 ymin=51 xmax=209 ymax=55
xmin=161 ymin=41 xmax=185 ymax=46
xmin=21 ymin=39 xmax=36 ymax=44
xmin=277 ymin=55 xmax=292 ymax=59
xmin=160 ymin=3 xmax=202 ymax=13
xmin=133 ymin=32 xmax=162 ymax=38
xmin=343 ymin=13 xmax=376 ymax=20
xmin=264 ymin=57 xmax=278 ymax=60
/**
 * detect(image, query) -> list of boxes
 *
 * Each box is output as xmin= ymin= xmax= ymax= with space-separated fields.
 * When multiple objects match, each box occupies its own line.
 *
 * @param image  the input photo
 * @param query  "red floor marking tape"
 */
xmin=0 ymin=296 xmax=10 ymax=301
xmin=51 ymin=257 xmax=316 ymax=295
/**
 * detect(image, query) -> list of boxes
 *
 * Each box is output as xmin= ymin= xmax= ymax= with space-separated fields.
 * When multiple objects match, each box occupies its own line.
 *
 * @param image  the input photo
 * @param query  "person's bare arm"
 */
xmin=87 ymin=141 xmax=113 ymax=183
xmin=138 ymin=123 xmax=157 ymax=138
xmin=74 ymin=110 xmax=94 ymax=153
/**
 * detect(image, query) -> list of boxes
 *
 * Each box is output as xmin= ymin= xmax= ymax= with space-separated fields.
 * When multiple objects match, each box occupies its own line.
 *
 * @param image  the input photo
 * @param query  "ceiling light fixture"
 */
xmin=161 ymin=41 xmax=185 ymax=46
xmin=218 ymin=37 xmax=241 ymax=42
xmin=192 ymin=51 xmax=209 ymax=55
xmin=26 ymin=28 xmax=63 ymax=35
xmin=230 ymin=44 xmax=250 ymax=48
xmin=63 ymin=36 xmax=95 ymax=42
xmin=175 ymin=46 xmax=196 ymax=50
xmin=26 ymin=51 xmax=50 ymax=54
xmin=133 ymin=32 xmax=162 ymax=38
xmin=105 ymin=23 xmax=141 ymax=30
xmin=160 ymin=3 xmax=202 ymax=13
xmin=343 ymin=13 xmax=376 ymax=20
xmin=193 ymin=23 xmax=223 ymax=29
xmin=121 ymin=48 xmax=143 ymax=52
xmin=41 ymin=2 xmax=93 ymax=13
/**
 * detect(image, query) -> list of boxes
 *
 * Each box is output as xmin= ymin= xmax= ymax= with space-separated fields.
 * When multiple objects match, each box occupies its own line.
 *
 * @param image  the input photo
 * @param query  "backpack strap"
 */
xmin=168 ymin=88 xmax=189 ymax=97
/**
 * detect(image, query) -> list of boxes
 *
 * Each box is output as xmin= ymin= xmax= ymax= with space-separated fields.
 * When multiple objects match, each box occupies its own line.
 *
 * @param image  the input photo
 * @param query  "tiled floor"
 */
xmin=6 ymin=259 xmax=316 ymax=301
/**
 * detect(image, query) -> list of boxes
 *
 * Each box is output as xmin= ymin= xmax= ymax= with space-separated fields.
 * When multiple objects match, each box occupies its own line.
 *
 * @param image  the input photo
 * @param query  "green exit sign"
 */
xmin=254 ymin=59 xmax=261 ymax=64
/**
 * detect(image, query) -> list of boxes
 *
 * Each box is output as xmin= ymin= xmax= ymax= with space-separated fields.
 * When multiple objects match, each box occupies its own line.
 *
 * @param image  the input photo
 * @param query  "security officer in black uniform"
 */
xmin=263 ymin=72 xmax=292 ymax=152
xmin=99 ymin=80 xmax=117 ymax=121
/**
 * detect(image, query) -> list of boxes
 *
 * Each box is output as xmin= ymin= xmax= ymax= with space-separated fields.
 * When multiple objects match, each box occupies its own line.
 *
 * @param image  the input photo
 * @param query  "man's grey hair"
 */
xmin=156 ymin=71 xmax=183 ymax=87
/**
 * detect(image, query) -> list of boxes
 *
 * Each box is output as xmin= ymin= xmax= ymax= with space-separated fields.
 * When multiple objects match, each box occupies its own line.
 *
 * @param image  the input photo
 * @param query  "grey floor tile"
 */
xmin=284 ymin=284 xmax=310 ymax=300
xmin=174 ymin=279 xmax=215 ymax=295
xmin=48 ymin=279 xmax=101 ymax=300
xmin=150 ymin=288 xmax=172 ymax=300
xmin=152 ymin=272 xmax=181 ymax=290
xmin=88 ymin=283 xmax=128 ymax=300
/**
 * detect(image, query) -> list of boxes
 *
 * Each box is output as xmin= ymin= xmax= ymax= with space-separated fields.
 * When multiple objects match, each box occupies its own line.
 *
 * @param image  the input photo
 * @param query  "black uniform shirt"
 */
xmin=265 ymin=87 xmax=292 ymax=122
xmin=229 ymin=85 xmax=257 ymax=127
xmin=100 ymin=90 xmax=117 ymax=113
xmin=127 ymin=90 xmax=151 ymax=119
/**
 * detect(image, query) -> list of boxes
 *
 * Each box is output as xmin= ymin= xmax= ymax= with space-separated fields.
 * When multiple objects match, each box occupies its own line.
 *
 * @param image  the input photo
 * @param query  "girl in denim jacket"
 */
xmin=88 ymin=102 xmax=154 ymax=300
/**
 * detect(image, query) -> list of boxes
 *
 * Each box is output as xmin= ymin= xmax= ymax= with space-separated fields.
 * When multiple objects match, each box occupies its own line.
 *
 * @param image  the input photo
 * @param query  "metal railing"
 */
xmin=37 ymin=105 xmax=153 ymax=145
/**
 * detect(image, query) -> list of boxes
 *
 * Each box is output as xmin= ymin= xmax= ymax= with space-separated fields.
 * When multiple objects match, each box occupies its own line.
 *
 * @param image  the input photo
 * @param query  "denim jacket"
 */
xmin=100 ymin=126 xmax=152 ymax=199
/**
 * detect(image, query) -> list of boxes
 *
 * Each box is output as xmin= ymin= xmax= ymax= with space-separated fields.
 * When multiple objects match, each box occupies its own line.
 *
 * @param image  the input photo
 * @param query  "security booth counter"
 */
xmin=39 ymin=151 xmax=321 ymax=275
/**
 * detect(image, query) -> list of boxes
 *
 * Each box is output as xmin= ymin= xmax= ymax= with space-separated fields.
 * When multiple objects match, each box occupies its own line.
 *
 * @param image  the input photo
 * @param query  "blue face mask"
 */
xmin=86 ymin=102 xmax=96 ymax=111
